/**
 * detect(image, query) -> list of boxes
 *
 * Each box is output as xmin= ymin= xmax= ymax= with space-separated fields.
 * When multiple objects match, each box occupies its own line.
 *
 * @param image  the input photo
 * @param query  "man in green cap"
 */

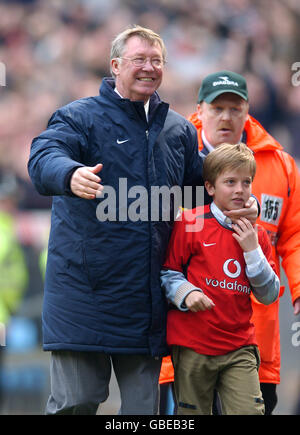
xmin=192 ymin=71 xmax=249 ymax=155
xmin=198 ymin=71 xmax=248 ymax=103
xmin=187 ymin=70 xmax=300 ymax=415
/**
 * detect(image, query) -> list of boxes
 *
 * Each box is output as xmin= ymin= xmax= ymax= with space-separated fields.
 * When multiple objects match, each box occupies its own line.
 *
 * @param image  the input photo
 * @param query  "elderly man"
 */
xmin=28 ymin=25 xmax=205 ymax=415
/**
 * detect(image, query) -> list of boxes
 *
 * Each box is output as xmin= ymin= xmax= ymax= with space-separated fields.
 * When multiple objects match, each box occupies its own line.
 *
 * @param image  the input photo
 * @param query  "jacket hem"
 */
xmin=43 ymin=343 xmax=168 ymax=356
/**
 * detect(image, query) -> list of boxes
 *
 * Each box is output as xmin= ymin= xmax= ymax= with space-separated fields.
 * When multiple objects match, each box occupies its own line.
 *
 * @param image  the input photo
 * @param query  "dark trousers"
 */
xmin=260 ymin=383 xmax=278 ymax=415
xmin=46 ymin=351 xmax=162 ymax=415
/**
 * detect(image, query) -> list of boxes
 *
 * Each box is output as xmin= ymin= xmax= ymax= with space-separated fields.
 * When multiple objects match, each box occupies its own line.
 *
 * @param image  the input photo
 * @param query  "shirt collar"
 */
xmin=210 ymin=202 xmax=233 ymax=229
xmin=144 ymin=99 xmax=150 ymax=120
xmin=201 ymin=130 xmax=215 ymax=153
xmin=114 ymin=87 xmax=149 ymax=121
xmin=201 ymin=130 xmax=244 ymax=153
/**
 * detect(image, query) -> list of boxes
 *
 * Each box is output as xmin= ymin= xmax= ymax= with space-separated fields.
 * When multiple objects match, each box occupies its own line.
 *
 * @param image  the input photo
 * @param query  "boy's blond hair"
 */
xmin=203 ymin=142 xmax=256 ymax=186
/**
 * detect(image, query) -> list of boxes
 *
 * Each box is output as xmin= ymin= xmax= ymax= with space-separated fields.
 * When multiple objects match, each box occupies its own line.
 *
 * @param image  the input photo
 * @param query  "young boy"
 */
xmin=160 ymin=143 xmax=279 ymax=415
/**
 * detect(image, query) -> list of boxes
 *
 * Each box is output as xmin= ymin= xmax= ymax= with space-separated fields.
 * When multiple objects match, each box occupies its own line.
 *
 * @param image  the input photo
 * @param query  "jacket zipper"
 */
xmin=145 ymin=127 xmax=153 ymax=344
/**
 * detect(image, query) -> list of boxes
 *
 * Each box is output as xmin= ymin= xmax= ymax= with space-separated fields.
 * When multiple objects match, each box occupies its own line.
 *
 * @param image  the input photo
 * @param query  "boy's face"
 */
xmin=205 ymin=167 xmax=252 ymax=212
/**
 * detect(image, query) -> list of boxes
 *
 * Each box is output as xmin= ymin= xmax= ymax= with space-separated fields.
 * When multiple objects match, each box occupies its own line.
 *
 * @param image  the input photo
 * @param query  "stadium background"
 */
xmin=0 ymin=0 xmax=299 ymax=414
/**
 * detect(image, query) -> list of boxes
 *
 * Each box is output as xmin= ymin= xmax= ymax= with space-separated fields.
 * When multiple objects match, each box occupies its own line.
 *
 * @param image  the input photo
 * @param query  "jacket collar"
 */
xmin=100 ymin=77 xmax=165 ymax=114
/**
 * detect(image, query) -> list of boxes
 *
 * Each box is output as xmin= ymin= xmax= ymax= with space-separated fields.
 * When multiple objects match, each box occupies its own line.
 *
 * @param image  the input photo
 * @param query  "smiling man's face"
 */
xmin=111 ymin=36 xmax=164 ymax=103
xmin=198 ymin=93 xmax=249 ymax=147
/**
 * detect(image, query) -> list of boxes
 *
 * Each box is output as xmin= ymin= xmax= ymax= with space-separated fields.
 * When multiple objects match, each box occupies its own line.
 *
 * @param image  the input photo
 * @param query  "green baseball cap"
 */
xmin=198 ymin=70 xmax=248 ymax=103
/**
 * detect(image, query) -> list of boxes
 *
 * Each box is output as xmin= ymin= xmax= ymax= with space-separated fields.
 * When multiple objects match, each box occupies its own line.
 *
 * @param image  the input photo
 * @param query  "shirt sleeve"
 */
xmin=245 ymin=228 xmax=280 ymax=305
xmin=160 ymin=269 xmax=202 ymax=311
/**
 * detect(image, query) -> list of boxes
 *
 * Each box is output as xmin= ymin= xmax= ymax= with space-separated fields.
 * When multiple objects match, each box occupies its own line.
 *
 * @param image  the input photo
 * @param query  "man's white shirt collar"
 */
xmin=201 ymin=130 xmax=215 ymax=153
xmin=201 ymin=130 xmax=244 ymax=152
xmin=114 ymin=88 xmax=149 ymax=121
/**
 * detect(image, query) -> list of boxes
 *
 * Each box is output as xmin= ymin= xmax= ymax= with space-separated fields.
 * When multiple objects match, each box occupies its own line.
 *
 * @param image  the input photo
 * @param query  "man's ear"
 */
xmin=111 ymin=58 xmax=120 ymax=76
xmin=204 ymin=180 xmax=215 ymax=196
xmin=197 ymin=103 xmax=202 ymax=119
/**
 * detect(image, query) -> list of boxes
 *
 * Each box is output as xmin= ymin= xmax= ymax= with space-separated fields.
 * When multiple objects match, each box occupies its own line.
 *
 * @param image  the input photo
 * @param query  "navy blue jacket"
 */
xmin=28 ymin=78 xmax=203 ymax=356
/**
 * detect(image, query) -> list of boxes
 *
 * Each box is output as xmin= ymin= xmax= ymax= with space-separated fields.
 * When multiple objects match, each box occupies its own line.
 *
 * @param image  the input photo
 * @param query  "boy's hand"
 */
xmin=224 ymin=196 xmax=258 ymax=224
xmin=185 ymin=291 xmax=215 ymax=312
xmin=232 ymin=217 xmax=259 ymax=252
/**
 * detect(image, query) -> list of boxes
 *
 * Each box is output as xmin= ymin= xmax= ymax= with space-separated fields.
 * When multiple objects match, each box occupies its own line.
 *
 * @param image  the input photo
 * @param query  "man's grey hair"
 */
xmin=110 ymin=25 xmax=167 ymax=77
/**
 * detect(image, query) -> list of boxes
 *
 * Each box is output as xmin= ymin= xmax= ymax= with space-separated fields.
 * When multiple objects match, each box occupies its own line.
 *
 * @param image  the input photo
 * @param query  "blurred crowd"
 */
xmin=0 ymin=0 xmax=299 ymax=208
xmin=0 ymin=0 xmax=299 ymax=414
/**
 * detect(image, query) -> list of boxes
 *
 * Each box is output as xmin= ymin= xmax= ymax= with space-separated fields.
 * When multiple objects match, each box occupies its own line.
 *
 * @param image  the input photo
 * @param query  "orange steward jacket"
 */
xmin=159 ymin=113 xmax=300 ymax=385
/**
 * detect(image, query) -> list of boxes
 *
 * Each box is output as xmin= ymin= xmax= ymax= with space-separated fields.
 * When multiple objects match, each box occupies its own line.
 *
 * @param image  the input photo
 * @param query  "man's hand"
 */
xmin=185 ymin=290 xmax=215 ymax=312
xmin=294 ymin=297 xmax=300 ymax=315
xmin=224 ymin=196 xmax=258 ymax=224
xmin=70 ymin=163 xmax=103 ymax=199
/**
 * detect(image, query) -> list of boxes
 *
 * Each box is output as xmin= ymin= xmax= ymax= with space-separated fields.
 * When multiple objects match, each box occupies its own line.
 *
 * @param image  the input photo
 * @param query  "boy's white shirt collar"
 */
xmin=114 ymin=87 xmax=149 ymax=120
xmin=210 ymin=201 xmax=233 ymax=228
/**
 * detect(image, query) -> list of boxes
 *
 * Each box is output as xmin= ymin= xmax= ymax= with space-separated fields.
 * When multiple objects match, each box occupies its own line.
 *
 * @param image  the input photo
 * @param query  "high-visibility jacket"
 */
xmin=0 ymin=212 xmax=28 ymax=325
xmin=159 ymin=113 xmax=300 ymax=385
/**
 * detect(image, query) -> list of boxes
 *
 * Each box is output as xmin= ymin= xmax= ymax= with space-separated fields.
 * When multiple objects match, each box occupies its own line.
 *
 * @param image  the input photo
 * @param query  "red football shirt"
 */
xmin=164 ymin=204 xmax=274 ymax=355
